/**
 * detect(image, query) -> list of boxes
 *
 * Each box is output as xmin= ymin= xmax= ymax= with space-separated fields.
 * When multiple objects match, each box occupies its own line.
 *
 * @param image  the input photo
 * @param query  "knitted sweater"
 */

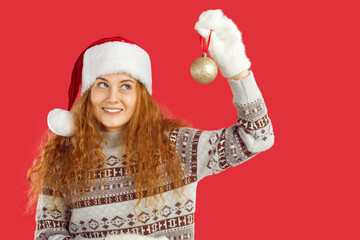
xmin=34 ymin=71 xmax=275 ymax=240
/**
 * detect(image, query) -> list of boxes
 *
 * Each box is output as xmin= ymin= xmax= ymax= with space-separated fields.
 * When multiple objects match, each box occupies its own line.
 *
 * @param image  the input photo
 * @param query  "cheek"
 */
xmin=129 ymin=96 xmax=137 ymax=112
xmin=124 ymin=94 xmax=137 ymax=112
xmin=90 ymin=91 xmax=102 ymax=107
xmin=90 ymin=91 xmax=103 ymax=120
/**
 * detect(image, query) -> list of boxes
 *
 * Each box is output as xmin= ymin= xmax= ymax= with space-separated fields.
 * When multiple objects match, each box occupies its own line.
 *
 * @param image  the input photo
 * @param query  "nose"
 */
xmin=106 ymin=87 xmax=120 ymax=103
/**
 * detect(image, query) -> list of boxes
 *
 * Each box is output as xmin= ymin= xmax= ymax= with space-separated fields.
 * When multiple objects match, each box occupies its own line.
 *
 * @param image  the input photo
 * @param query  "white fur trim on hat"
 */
xmin=82 ymin=41 xmax=152 ymax=95
xmin=47 ymin=108 xmax=74 ymax=137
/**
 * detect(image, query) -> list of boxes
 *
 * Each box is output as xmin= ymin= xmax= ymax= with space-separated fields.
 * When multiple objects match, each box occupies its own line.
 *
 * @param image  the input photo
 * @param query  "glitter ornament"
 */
xmin=190 ymin=30 xmax=218 ymax=84
xmin=190 ymin=52 xmax=218 ymax=84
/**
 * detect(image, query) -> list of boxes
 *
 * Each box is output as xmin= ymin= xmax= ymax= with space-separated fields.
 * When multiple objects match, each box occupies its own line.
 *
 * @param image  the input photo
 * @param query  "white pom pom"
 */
xmin=47 ymin=108 xmax=74 ymax=136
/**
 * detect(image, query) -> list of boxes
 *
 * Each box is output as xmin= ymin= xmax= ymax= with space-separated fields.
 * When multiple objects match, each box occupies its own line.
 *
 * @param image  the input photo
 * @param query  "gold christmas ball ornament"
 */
xmin=190 ymin=53 xmax=218 ymax=84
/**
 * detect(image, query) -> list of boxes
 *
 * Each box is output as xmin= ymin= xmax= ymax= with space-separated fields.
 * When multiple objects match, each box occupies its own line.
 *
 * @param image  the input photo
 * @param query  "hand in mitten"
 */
xmin=194 ymin=9 xmax=251 ymax=79
xmin=105 ymin=234 xmax=168 ymax=240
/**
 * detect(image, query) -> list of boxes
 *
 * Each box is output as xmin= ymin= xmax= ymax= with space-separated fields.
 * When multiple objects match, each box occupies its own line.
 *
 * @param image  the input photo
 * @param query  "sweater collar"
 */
xmin=102 ymin=131 xmax=122 ymax=147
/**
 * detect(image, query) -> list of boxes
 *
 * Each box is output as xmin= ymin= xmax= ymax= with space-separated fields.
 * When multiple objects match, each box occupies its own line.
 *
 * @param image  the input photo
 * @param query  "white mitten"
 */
xmin=194 ymin=9 xmax=251 ymax=79
xmin=105 ymin=233 xmax=168 ymax=240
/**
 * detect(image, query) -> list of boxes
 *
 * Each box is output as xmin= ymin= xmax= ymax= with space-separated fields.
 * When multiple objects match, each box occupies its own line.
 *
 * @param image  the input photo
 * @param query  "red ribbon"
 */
xmin=200 ymin=30 xmax=213 ymax=54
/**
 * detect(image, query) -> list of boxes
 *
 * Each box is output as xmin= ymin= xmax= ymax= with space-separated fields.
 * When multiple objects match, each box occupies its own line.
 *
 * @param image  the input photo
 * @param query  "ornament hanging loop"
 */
xmin=200 ymin=30 xmax=213 ymax=55
xmin=191 ymin=30 xmax=218 ymax=84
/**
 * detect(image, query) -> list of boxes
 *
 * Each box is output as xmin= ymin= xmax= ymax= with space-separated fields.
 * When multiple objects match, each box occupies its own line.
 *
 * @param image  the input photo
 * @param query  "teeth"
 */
xmin=104 ymin=108 xmax=122 ymax=113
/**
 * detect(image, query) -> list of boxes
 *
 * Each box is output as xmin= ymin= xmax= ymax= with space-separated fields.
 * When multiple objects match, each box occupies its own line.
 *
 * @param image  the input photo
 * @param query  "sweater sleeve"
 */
xmin=169 ymin=71 xmax=274 ymax=181
xmin=34 ymin=190 xmax=75 ymax=240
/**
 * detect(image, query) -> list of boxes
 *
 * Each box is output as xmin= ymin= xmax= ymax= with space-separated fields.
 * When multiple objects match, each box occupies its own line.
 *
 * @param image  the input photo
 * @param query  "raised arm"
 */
xmin=171 ymin=70 xmax=274 ymax=181
xmin=168 ymin=10 xmax=274 ymax=181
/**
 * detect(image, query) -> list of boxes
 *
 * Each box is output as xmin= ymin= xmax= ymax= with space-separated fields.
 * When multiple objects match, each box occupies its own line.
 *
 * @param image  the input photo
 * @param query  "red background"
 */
xmin=1 ymin=0 xmax=359 ymax=239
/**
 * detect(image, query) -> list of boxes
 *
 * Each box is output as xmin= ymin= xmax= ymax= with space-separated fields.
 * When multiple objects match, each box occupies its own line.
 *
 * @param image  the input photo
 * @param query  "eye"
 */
xmin=121 ymin=84 xmax=131 ymax=90
xmin=98 ymin=82 xmax=108 ymax=88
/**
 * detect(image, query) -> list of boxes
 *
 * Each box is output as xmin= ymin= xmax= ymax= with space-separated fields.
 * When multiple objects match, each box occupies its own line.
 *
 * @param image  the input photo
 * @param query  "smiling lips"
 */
xmin=102 ymin=108 xmax=123 ymax=114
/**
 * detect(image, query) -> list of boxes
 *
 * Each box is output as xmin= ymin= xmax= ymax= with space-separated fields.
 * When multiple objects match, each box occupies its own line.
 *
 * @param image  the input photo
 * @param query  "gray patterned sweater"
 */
xmin=35 ymin=71 xmax=275 ymax=240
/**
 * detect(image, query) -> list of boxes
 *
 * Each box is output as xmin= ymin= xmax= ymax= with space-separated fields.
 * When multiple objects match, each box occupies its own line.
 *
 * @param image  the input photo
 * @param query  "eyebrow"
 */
xmin=96 ymin=77 xmax=136 ymax=83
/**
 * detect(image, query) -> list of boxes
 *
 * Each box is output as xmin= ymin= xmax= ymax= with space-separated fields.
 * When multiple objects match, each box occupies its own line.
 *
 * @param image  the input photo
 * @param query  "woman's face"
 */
xmin=90 ymin=73 xmax=137 ymax=132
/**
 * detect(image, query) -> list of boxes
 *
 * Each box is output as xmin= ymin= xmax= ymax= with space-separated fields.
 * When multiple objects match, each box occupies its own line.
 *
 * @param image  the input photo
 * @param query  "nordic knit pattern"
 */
xmin=34 ymin=71 xmax=275 ymax=240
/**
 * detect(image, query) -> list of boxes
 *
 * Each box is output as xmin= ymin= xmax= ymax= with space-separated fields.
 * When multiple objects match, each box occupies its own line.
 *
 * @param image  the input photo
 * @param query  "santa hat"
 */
xmin=47 ymin=36 xmax=152 ymax=137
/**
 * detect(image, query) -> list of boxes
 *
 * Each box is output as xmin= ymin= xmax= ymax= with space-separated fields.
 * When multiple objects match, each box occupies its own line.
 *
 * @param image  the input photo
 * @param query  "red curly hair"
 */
xmin=27 ymin=80 xmax=191 ymax=214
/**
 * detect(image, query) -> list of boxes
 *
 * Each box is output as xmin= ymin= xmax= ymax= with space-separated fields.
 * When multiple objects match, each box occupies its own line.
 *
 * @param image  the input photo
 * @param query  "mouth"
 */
xmin=102 ymin=108 xmax=123 ymax=113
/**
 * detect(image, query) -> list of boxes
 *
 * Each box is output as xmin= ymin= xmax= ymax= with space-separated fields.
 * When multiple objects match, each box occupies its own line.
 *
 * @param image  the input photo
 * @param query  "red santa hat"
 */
xmin=47 ymin=36 xmax=152 ymax=137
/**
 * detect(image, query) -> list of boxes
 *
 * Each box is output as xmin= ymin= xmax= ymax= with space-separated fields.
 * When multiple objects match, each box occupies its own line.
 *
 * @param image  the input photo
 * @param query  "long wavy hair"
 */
xmin=27 ymin=79 xmax=191 ymax=214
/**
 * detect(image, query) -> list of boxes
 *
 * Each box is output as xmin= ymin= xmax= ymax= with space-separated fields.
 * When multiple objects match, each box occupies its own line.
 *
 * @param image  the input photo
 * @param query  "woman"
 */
xmin=27 ymin=9 xmax=274 ymax=240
